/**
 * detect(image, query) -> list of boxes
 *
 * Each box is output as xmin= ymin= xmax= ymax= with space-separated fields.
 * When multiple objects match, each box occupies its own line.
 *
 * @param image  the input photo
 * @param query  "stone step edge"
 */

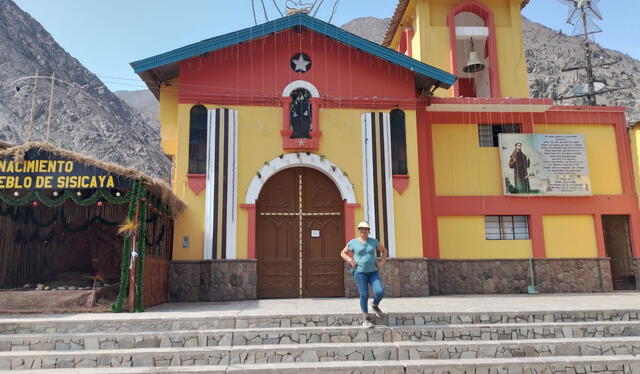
xmin=3 ymin=319 xmax=640 ymax=340
xmin=1 ymin=308 xmax=637 ymax=326
xmin=1 ymin=355 xmax=638 ymax=374
xmin=2 ymin=336 xmax=640 ymax=358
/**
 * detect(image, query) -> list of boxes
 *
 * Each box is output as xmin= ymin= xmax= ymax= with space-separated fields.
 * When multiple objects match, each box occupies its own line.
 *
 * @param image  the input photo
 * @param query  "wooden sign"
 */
xmin=0 ymin=148 xmax=131 ymax=190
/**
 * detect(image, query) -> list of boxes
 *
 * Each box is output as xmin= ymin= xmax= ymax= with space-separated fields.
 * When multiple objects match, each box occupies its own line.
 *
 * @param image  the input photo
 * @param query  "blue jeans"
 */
xmin=354 ymin=271 xmax=384 ymax=314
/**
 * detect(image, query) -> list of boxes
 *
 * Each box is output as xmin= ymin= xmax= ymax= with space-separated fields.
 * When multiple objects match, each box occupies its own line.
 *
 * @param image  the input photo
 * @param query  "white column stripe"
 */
xmin=226 ymin=109 xmax=239 ymax=260
xmin=204 ymin=109 xmax=217 ymax=260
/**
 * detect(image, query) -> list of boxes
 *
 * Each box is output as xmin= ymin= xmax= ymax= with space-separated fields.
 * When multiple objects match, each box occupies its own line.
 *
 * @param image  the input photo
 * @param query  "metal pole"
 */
xmin=27 ymin=70 xmax=39 ymax=142
xmin=45 ymin=72 xmax=55 ymax=143
xmin=582 ymin=9 xmax=596 ymax=106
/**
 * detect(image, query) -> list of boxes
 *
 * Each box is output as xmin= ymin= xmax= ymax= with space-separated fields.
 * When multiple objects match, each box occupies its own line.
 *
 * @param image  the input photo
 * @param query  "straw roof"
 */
xmin=0 ymin=142 xmax=185 ymax=214
xmin=0 ymin=141 xmax=13 ymax=150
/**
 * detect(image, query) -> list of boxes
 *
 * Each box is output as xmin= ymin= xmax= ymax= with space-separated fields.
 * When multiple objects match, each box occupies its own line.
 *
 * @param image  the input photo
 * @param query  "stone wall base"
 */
xmin=168 ymin=260 xmax=257 ymax=302
xmin=167 ymin=257 xmax=622 ymax=302
xmin=428 ymin=258 xmax=613 ymax=295
xmin=344 ymin=258 xmax=429 ymax=298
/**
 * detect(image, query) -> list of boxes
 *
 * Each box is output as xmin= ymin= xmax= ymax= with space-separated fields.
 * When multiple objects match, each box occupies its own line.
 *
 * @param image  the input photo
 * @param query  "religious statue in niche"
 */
xmin=290 ymin=88 xmax=312 ymax=139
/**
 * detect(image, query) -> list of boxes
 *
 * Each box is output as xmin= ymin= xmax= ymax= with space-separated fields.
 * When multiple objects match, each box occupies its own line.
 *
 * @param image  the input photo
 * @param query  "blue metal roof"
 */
xmin=130 ymin=13 xmax=456 ymax=88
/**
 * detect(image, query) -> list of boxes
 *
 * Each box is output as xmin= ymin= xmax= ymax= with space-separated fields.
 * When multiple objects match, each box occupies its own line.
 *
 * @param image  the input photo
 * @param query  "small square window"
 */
xmin=478 ymin=124 xmax=521 ymax=147
xmin=485 ymin=215 xmax=530 ymax=240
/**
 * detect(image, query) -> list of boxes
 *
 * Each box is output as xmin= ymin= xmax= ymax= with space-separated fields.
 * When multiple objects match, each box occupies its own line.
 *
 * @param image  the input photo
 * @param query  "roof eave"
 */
xmin=132 ymin=13 xmax=455 ymax=94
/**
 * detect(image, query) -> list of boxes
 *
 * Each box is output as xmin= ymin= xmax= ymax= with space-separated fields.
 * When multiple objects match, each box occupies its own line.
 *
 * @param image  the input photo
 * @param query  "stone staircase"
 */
xmin=1 ymin=308 xmax=640 ymax=373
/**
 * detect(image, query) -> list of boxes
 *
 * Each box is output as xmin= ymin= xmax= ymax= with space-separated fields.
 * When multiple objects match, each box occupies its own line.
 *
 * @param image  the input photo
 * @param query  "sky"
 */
xmin=12 ymin=0 xmax=639 ymax=92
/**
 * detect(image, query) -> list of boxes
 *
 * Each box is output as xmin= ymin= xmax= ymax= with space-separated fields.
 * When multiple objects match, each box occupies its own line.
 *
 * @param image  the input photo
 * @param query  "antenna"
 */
xmin=554 ymin=0 xmax=634 ymax=105
xmin=285 ymin=0 xmax=313 ymax=15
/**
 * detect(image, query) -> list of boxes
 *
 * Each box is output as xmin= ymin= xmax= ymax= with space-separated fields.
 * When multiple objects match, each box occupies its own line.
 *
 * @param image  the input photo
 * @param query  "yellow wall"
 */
xmin=534 ymin=124 xmax=622 ymax=195
xmin=160 ymin=99 xmax=425 ymax=260
xmin=432 ymin=123 xmax=503 ymax=196
xmin=389 ymin=0 xmax=529 ymax=98
xmin=437 ymin=216 xmax=532 ymax=259
xmin=542 ymin=215 xmax=598 ymax=258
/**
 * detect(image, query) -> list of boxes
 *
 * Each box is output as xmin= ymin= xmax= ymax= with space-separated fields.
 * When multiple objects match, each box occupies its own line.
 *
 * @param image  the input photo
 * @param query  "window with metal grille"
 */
xmin=485 ymin=215 xmax=530 ymax=240
xmin=478 ymin=124 xmax=521 ymax=147
xmin=188 ymin=105 xmax=208 ymax=174
xmin=390 ymin=109 xmax=408 ymax=175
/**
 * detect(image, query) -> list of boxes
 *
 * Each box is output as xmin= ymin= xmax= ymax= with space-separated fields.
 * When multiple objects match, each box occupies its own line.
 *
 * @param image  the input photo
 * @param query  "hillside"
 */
xmin=0 ymin=0 xmax=170 ymax=179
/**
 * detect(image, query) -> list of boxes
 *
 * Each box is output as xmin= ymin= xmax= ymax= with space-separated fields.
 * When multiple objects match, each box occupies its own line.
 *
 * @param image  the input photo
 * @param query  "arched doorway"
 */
xmin=256 ymin=167 xmax=345 ymax=298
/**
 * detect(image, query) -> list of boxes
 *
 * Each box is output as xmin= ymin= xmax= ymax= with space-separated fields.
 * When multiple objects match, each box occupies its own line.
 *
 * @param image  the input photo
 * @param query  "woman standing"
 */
xmin=340 ymin=221 xmax=388 ymax=328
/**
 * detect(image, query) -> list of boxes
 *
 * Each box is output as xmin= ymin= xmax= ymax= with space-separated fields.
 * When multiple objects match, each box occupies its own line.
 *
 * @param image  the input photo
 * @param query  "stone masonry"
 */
xmin=168 ymin=260 xmax=256 ymax=302
xmin=168 ymin=257 xmax=623 ymax=302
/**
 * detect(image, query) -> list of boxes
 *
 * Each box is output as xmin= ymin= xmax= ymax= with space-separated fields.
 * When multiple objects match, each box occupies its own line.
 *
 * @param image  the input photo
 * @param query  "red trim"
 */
xmin=432 ymin=195 xmax=639 ymax=215
xmin=186 ymin=174 xmax=206 ymax=195
xmin=594 ymin=214 xmax=606 ymax=257
xmin=392 ymin=175 xmax=410 ymax=195
xmin=447 ymin=0 xmax=501 ymax=98
xmin=429 ymin=97 xmax=554 ymax=107
xmin=344 ymin=202 xmax=360 ymax=245
xmin=240 ymin=204 xmax=257 ymax=259
xmin=404 ymin=28 xmax=415 ymax=57
xmin=529 ymin=214 xmax=545 ymax=258
xmin=417 ymin=103 xmax=439 ymax=258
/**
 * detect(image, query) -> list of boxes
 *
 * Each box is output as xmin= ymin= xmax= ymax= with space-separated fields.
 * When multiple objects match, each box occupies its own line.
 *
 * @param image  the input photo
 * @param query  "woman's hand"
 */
xmin=350 ymin=258 xmax=358 ymax=268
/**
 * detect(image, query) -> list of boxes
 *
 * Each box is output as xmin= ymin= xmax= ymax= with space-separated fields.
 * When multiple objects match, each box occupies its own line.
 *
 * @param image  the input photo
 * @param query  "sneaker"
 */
xmin=372 ymin=304 xmax=384 ymax=318
xmin=362 ymin=318 xmax=374 ymax=328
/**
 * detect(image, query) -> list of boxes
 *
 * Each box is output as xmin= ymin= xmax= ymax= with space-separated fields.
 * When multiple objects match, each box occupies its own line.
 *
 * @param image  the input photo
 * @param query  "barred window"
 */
xmin=485 ymin=216 xmax=529 ymax=240
xmin=188 ymin=105 xmax=208 ymax=174
xmin=390 ymin=109 xmax=408 ymax=175
xmin=478 ymin=124 xmax=521 ymax=147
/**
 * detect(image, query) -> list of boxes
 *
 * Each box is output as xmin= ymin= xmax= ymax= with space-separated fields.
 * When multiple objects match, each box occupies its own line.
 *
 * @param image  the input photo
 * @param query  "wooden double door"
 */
xmin=257 ymin=167 xmax=345 ymax=298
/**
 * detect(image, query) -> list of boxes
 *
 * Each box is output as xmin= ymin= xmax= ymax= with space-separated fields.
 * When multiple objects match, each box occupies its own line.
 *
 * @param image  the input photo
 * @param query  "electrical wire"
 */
xmin=328 ymin=0 xmax=339 ymax=24
xmin=251 ymin=0 xmax=258 ymax=25
xmin=260 ymin=0 xmax=269 ymax=22
xmin=272 ymin=0 xmax=284 ymax=16
xmin=312 ymin=0 xmax=325 ymax=17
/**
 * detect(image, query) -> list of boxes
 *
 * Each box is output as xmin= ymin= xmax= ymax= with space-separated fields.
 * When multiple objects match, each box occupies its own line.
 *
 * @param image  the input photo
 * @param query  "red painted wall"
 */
xmin=178 ymin=29 xmax=417 ymax=104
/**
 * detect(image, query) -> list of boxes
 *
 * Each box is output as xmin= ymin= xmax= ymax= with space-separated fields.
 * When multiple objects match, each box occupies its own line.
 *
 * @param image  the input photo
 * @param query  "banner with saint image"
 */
xmin=498 ymin=133 xmax=591 ymax=196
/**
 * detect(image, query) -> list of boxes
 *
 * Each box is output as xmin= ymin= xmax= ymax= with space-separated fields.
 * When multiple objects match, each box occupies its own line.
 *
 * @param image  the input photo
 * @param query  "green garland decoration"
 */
xmin=133 ymin=186 xmax=148 ymax=312
xmin=0 ymin=189 xmax=132 ymax=207
xmin=112 ymin=180 xmax=141 ymax=313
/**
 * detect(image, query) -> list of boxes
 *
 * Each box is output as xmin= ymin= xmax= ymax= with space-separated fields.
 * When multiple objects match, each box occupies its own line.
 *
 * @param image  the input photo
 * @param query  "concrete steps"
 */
xmin=2 ymin=304 xmax=640 ymax=372
xmin=1 ymin=309 xmax=638 ymax=334
xmin=2 ymin=321 xmax=640 ymax=351
xmin=2 ymin=337 xmax=640 ymax=369
xmin=1 ymin=356 xmax=639 ymax=374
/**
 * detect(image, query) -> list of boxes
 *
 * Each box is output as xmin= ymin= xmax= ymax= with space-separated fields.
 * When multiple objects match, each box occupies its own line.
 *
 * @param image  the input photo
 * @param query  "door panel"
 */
xmin=257 ymin=217 xmax=298 ymax=298
xmin=257 ymin=167 xmax=344 ymax=298
xmin=303 ymin=217 xmax=344 ymax=297
xmin=602 ymin=215 xmax=634 ymax=290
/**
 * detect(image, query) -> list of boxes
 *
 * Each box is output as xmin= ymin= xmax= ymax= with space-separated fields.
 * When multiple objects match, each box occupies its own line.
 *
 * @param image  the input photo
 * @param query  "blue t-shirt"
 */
xmin=347 ymin=237 xmax=379 ymax=273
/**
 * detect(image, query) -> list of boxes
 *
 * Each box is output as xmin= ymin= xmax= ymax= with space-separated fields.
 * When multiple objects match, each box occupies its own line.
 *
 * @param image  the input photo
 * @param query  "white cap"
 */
xmin=357 ymin=221 xmax=370 ymax=229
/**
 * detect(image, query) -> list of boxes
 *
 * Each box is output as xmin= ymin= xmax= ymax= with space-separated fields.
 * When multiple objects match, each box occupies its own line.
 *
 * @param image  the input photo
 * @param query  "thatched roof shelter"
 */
xmin=0 ymin=142 xmax=184 ymax=214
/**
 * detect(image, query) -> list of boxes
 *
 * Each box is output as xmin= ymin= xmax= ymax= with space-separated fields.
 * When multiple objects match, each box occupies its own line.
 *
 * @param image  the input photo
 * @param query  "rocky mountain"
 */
xmin=117 ymin=16 xmax=639 ymax=124
xmin=0 ymin=0 xmax=170 ymax=179
xmin=114 ymin=90 xmax=160 ymax=129
xmin=341 ymin=17 xmax=391 ymax=45
xmin=523 ymin=18 xmax=639 ymax=122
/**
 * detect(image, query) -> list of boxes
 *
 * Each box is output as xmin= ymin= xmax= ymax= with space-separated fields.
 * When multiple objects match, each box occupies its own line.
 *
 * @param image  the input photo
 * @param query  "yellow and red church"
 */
xmin=132 ymin=0 xmax=640 ymax=301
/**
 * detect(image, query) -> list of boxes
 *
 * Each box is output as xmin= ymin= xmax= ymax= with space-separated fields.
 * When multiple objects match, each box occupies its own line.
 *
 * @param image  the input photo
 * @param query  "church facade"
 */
xmin=133 ymin=0 xmax=640 ymax=300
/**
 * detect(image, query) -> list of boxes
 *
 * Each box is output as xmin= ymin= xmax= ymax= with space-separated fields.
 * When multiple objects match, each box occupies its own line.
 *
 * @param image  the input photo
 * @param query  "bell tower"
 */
xmin=384 ymin=0 xmax=530 ymax=99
